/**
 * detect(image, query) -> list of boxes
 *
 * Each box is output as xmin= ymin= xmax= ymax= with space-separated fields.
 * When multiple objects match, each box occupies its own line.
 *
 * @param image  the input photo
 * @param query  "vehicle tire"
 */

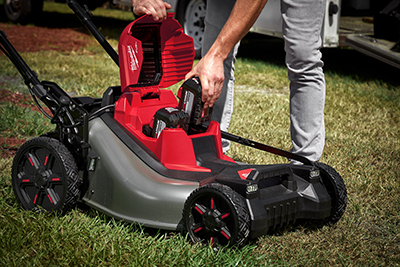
xmin=315 ymin=162 xmax=347 ymax=225
xmin=4 ymin=0 xmax=43 ymax=24
xmin=176 ymin=0 xmax=206 ymax=59
xmin=11 ymin=137 xmax=81 ymax=213
xmin=183 ymin=183 xmax=250 ymax=248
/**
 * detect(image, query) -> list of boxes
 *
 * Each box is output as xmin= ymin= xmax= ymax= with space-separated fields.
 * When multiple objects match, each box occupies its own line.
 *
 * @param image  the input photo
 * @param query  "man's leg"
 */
xmin=202 ymin=0 xmax=239 ymax=153
xmin=281 ymin=0 xmax=327 ymax=162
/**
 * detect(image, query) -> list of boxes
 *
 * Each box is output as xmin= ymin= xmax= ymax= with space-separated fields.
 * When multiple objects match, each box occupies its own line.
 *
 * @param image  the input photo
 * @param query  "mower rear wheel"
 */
xmin=183 ymin=183 xmax=250 ymax=248
xmin=11 ymin=137 xmax=81 ymax=213
xmin=315 ymin=162 xmax=347 ymax=224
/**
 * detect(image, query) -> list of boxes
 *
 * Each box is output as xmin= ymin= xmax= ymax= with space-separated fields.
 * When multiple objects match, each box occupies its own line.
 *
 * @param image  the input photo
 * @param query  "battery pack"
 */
xmin=178 ymin=77 xmax=212 ymax=125
xmin=151 ymin=107 xmax=190 ymax=138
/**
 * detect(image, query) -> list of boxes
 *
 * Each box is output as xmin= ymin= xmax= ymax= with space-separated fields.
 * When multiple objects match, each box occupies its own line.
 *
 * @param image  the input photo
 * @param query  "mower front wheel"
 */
xmin=315 ymin=162 xmax=347 ymax=225
xmin=183 ymin=183 xmax=250 ymax=248
xmin=11 ymin=137 xmax=81 ymax=213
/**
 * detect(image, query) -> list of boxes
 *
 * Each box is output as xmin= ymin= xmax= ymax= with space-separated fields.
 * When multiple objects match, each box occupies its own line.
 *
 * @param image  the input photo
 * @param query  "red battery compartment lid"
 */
xmin=118 ymin=13 xmax=195 ymax=97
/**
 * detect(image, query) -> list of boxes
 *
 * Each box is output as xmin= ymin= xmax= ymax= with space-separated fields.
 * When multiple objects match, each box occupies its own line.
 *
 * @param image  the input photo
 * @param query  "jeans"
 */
xmin=203 ymin=0 xmax=326 ymax=161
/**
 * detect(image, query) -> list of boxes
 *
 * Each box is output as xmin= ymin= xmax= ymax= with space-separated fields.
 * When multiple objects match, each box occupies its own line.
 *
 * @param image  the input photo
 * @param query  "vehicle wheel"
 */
xmin=4 ymin=0 xmax=43 ymax=24
xmin=176 ymin=0 xmax=206 ymax=59
xmin=183 ymin=183 xmax=250 ymax=248
xmin=11 ymin=137 xmax=81 ymax=213
xmin=315 ymin=162 xmax=347 ymax=224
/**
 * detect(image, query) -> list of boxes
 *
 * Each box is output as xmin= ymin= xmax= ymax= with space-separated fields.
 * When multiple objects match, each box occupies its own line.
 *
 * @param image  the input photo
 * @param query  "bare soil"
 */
xmin=0 ymin=22 xmax=90 ymax=53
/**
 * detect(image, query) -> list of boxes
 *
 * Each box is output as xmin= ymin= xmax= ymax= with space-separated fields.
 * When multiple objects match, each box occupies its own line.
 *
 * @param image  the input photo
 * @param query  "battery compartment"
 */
xmin=114 ymin=14 xmax=234 ymax=171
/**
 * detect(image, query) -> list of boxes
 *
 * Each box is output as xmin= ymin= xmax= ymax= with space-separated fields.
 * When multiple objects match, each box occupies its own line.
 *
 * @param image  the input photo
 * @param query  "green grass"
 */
xmin=1 ymin=1 xmax=400 ymax=266
xmin=0 ymin=103 xmax=54 ymax=138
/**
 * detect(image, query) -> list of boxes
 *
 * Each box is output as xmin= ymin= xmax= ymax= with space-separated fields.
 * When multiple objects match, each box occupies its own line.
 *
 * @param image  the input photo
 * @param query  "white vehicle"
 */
xmin=113 ymin=0 xmax=400 ymax=68
xmin=115 ymin=0 xmax=341 ymax=55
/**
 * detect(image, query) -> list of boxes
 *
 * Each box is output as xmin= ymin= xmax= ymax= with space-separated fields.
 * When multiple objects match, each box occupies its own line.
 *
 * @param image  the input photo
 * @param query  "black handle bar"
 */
xmin=66 ymin=0 xmax=119 ymax=66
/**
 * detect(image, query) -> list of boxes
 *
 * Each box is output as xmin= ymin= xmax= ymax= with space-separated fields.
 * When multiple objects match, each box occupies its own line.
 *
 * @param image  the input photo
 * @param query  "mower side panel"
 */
xmin=82 ymin=117 xmax=199 ymax=230
xmin=248 ymin=175 xmax=331 ymax=238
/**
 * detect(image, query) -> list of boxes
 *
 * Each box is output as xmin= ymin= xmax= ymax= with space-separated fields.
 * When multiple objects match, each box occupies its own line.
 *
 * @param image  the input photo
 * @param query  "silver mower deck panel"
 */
xmin=83 ymin=117 xmax=199 ymax=230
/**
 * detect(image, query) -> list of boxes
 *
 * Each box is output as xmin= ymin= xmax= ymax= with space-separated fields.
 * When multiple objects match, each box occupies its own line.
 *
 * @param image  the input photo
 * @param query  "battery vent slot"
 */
xmin=130 ymin=25 xmax=162 ymax=86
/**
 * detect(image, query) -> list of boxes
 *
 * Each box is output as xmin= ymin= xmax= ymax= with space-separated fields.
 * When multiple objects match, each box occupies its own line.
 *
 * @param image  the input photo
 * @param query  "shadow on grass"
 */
xmin=77 ymin=201 xmax=329 ymax=250
xmin=76 ymin=202 xmax=185 ymax=241
xmin=238 ymin=33 xmax=400 ymax=88
xmin=1 ymin=3 xmax=398 ymax=88
xmin=0 ymin=4 xmax=133 ymax=40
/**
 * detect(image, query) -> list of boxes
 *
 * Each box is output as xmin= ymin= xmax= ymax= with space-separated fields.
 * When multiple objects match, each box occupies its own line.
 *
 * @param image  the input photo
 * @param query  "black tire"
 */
xmin=315 ymin=162 xmax=347 ymax=225
xmin=183 ymin=183 xmax=250 ymax=247
xmin=4 ymin=0 xmax=43 ymax=24
xmin=176 ymin=0 xmax=206 ymax=59
xmin=11 ymin=137 xmax=81 ymax=213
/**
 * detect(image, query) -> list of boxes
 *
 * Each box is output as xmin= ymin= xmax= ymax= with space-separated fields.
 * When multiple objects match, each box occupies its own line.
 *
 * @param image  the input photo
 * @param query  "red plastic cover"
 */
xmin=115 ymin=15 xmax=235 ymax=171
xmin=118 ymin=13 xmax=195 ymax=94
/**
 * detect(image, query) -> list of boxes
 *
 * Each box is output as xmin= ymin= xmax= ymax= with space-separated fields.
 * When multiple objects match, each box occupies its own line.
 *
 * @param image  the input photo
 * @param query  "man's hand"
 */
xmin=185 ymin=52 xmax=225 ymax=109
xmin=185 ymin=0 xmax=268 ymax=109
xmin=131 ymin=0 xmax=172 ymax=21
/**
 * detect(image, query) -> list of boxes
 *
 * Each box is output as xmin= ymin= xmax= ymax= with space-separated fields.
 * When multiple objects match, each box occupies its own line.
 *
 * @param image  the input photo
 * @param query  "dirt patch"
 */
xmin=0 ymin=89 xmax=32 ymax=107
xmin=0 ymin=89 xmax=52 ymax=115
xmin=0 ymin=136 xmax=26 ymax=158
xmin=0 ymin=22 xmax=91 ymax=53
xmin=0 ymin=89 xmax=51 ymax=159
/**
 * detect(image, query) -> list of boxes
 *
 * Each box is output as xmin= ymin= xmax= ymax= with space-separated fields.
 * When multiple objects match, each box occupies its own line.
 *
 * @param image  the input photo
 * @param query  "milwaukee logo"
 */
xmin=238 ymin=169 xmax=254 ymax=180
xmin=127 ymin=44 xmax=139 ymax=71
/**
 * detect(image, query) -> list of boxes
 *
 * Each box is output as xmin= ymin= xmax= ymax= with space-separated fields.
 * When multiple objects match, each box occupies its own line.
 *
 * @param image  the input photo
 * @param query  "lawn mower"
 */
xmin=0 ymin=0 xmax=347 ymax=247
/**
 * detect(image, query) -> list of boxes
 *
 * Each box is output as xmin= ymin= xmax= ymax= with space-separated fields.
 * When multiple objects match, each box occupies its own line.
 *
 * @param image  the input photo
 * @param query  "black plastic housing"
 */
xmin=151 ymin=107 xmax=190 ymax=138
xmin=178 ymin=77 xmax=212 ymax=125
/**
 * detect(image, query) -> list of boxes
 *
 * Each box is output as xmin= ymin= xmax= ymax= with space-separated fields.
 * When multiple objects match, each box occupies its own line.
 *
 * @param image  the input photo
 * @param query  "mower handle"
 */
xmin=0 ymin=30 xmax=89 ymax=149
xmin=0 ymin=30 xmax=47 ymax=100
xmin=197 ymin=123 xmax=313 ymax=166
xmin=66 ymin=0 xmax=119 ymax=66
xmin=221 ymin=130 xmax=313 ymax=166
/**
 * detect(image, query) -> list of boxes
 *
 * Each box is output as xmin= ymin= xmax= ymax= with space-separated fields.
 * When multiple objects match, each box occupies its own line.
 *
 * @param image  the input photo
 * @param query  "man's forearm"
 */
xmin=208 ymin=0 xmax=268 ymax=61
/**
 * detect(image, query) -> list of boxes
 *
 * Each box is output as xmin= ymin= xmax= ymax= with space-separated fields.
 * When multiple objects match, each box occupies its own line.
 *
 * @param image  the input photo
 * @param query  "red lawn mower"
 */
xmin=0 ymin=0 xmax=347 ymax=247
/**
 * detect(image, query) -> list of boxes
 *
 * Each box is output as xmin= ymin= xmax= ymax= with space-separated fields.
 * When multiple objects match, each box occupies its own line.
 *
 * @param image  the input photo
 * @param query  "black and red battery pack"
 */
xmin=178 ymin=77 xmax=212 ymax=126
xmin=114 ymin=14 xmax=235 ymax=171
xmin=151 ymin=107 xmax=189 ymax=138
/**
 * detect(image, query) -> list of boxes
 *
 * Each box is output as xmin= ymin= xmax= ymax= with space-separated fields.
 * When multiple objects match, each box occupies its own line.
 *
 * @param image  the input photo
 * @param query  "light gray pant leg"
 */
xmin=202 ymin=0 xmax=239 ymax=153
xmin=202 ymin=0 xmax=239 ymax=133
xmin=281 ymin=0 xmax=326 ymax=162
